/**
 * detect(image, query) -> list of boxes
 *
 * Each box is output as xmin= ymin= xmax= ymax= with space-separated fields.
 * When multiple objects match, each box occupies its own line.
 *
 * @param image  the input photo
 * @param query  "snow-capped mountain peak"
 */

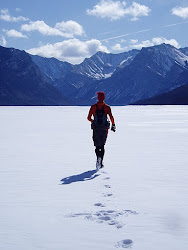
xmin=72 ymin=50 xmax=139 ymax=79
xmin=137 ymin=44 xmax=188 ymax=77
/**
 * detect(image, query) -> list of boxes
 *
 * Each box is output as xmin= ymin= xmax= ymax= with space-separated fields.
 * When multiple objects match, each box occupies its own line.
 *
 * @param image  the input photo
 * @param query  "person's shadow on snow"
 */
xmin=60 ymin=170 xmax=100 ymax=185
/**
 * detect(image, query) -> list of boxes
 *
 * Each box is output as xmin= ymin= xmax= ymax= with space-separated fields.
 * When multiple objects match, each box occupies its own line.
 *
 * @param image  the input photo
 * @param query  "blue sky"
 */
xmin=1 ymin=0 xmax=188 ymax=64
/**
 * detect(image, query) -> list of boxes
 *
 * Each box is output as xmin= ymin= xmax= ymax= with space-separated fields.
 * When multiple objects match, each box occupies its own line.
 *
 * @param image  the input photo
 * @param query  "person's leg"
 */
xmin=93 ymin=129 xmax=107 ymax=167
xmin=93 ymin=130 xmax=101 ymax=164
xmin=95 ymin=146 xmax=100 ymax=158
xmin=95 ymin=145 xmax=104 ymax=159
xmin=100 ymin=145 xmax=105 ymax=161
xmin=96 ymin=145 xmax=105 ymax=167
xmin=100 ymin=130 xmax=107 ymax=164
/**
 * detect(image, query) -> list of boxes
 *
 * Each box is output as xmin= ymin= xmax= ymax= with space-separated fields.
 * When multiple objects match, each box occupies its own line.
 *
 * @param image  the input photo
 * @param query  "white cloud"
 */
xmin=0 ymin=9 xmax=28 ymax=22
xmin=15 ymin=8 xmax=22 ymax=12
xmin=124 ymin=2 xmax=151 ymax=21
xmin=111 ymin=43 xmax=128 ymax=51
xmin=172 ymin=6 xmax=188 ymax=19
xmin=151 ymin=37 xmax=179 ymax=48
xmin=130 ymin=39 xmax=153 ymax=49
xmin=21 ymin=20 xmax=69 ymax=37
xmin=130 ymin=37 xmax=180 ymax=50
xmin=86 ymin=0 xmax=151 ymax=21
xmin=111 ymin=37 xmax=180 ymax=52
xmin=26 ymin=39 xmax=109 ymax=64
xmin=87 ymin=0 xmax=127 ymax=20
xmin=4 ymin=29 xmax=27 ymax=38
xmin=55 ymin=20 xmax=85 ymax=36
xmin=0 ymin=36 xmax=7 ymax=46
xmin=21 ymin=20 xmax=85 ymax=38
xmin=120 ymin=39 xmax=126 ymax=43
xmin=130 ymin=39 xmax=138 ymax=44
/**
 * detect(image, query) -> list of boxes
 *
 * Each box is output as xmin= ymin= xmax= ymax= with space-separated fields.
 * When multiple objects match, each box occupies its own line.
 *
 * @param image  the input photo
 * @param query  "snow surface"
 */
xmin=0 ymin=106 xmax=188 ymax=250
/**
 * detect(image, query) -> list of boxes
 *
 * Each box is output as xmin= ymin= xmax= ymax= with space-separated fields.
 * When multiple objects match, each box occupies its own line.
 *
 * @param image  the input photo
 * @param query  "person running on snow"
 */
xmin=87 ymin=91 xmax=116 ymax=169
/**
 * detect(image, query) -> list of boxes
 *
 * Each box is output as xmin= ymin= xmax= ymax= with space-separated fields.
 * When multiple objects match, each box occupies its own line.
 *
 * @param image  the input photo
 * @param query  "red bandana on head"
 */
xmin=97 ymin=92 xmax=105 ymax=102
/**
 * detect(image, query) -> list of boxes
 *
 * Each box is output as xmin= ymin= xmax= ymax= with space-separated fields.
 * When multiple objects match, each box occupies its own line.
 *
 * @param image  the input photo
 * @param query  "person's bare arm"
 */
xmin=87 ymin=106 xmax=94 ymax=123
xmin=108 ymin=106 xmax=115 ymax=124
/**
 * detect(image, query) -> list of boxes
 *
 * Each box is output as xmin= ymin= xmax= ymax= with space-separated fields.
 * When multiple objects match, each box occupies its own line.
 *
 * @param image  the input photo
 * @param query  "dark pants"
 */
xmin=93 ymin=128 xmax=107 ymax=161
xmin=95 ymin=146 xmax=105 ymax=161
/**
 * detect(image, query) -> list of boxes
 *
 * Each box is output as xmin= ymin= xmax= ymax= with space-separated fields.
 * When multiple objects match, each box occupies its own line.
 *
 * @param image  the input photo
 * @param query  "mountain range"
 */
xmin=0 ymin=43 xmax=188 ymax=105
xmin=0 ymin=46 xmax=69 ymax=105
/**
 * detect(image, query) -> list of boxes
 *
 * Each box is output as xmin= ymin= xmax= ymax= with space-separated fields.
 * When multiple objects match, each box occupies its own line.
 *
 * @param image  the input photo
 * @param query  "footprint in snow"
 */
xmin=101 ymin=171 xmax=107 ymax=174
xmin=104 ymin=184 xmax=111 ymax=188
xmin=103 ymin=193 xmax=113 ymax=197
xmin=89 ymin=210 xmax=124 ymax=229
xmin=67 ymin=209 xmax=137 ymax=229
xmin=94 ymin=203 xmax=105 ymax=207
xmin=115 ymin=239 xmax=133 ymax=248
xmin=103 ymin=177 xmax=110 ymax=180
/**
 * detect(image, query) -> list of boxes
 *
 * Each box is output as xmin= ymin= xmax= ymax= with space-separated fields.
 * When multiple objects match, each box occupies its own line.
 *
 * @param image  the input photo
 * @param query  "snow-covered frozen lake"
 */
xmin=0 ymin=105 xmax=188 ymax=250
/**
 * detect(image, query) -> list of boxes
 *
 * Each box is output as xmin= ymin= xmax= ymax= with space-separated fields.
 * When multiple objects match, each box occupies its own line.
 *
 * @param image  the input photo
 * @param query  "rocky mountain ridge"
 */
xmin=0 ymin=46 xmax=69 ymax=105
xmin=1 ymin=43 xmax=188 ymax=105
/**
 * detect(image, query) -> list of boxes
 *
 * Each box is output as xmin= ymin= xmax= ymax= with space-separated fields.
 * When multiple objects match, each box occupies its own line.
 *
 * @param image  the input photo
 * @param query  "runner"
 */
xmin=87 ymin=92 xmax=116 ymax=168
